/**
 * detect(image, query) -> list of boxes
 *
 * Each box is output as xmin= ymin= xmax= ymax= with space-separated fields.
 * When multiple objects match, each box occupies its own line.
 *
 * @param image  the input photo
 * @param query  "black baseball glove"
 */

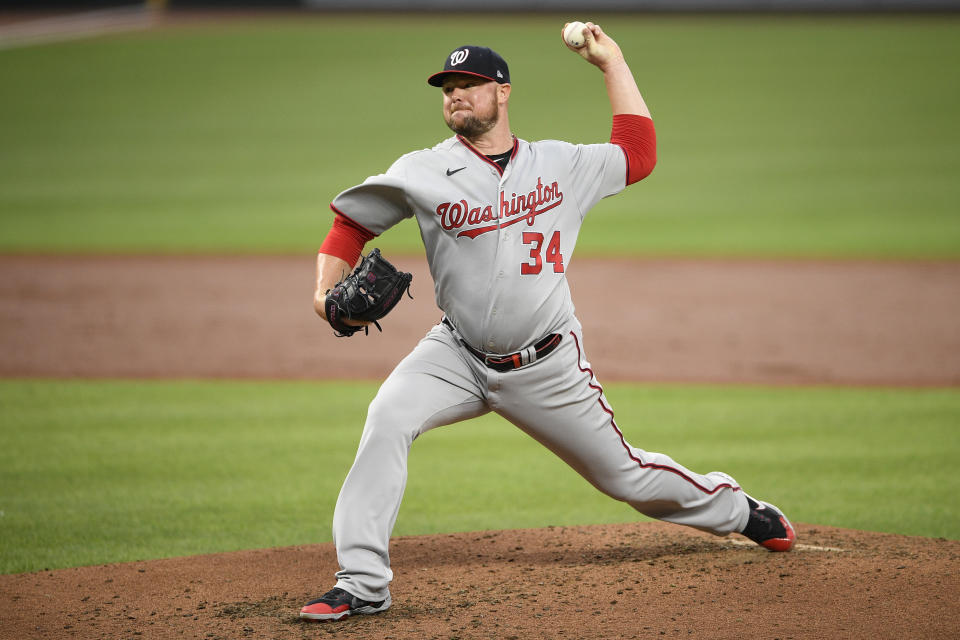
xmin=324 ymin=248 xmax=413 ymax=337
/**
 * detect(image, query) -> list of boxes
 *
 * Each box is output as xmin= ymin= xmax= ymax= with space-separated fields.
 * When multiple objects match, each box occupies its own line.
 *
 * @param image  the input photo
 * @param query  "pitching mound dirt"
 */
xmin=2 ymin=522 xmax=958 ymax=640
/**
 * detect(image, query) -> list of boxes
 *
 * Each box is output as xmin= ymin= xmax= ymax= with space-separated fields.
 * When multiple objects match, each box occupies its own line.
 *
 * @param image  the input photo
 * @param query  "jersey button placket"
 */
xmin=484 ymin=176 xmax=507 ymax=352
xmin=490 ymin=173 xmax=515 ymax=349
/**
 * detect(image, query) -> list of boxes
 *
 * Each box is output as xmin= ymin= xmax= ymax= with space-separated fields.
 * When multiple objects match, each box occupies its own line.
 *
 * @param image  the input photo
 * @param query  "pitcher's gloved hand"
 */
xmin=324 ymin=248 xmax=413 ymax=337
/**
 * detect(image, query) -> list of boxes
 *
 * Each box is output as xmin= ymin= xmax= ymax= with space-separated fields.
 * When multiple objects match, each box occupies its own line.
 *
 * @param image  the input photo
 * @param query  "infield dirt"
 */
xmin=1 ymin=255 xmax=958 ymax=639
xmin=1 ymin=255 xmax=958 ymax=385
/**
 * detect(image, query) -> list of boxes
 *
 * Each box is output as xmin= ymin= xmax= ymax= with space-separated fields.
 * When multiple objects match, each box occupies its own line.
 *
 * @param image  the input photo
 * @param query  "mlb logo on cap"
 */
xmin=427 ymin=45 xmax=511 ymax=87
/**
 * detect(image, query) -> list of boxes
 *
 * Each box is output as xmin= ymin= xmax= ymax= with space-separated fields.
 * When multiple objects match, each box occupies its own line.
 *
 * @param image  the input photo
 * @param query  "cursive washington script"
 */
xmin=435 ymin=177 xmax=564 ymax=239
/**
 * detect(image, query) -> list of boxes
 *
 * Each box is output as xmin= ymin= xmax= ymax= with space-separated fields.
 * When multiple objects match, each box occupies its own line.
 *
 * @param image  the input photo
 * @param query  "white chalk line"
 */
xmin=0 ymin=5 xmax=159 ymax=51
xmin=722 ymin=539 xmax=845 ymax=552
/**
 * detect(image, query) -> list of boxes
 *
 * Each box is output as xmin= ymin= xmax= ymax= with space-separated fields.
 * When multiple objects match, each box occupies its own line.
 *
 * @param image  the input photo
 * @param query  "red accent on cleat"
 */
xmin=760 ymin=516 xmax=797 ymax=552
xmin=299 ymin=602 xmax=351 ymax=621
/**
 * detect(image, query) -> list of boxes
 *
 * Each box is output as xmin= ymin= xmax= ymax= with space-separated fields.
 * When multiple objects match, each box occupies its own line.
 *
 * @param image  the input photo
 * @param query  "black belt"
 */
xmin=442 ymin=318 xmax=562 ymax=372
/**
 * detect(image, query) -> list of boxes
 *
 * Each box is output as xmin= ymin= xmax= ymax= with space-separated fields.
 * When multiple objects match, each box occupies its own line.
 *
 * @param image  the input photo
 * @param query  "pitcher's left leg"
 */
xmin=493 ymin=327 xmax=749 ymax=536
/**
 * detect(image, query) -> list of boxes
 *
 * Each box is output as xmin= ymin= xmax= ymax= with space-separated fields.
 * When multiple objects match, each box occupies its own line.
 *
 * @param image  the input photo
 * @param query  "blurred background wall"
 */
xmin=1 ymin=0 xmax=958 ymax=11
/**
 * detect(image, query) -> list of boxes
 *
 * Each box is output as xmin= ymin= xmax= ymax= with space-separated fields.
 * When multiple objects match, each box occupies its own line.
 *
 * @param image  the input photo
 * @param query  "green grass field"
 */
xmin=1 ymin=380 xmax=957 ymax=574
xmin=0 ymin=14 xmax=958 ymax=257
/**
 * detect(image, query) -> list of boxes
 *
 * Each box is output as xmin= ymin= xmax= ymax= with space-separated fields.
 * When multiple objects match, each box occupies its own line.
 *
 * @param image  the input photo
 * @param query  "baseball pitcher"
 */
xmin=302 ymin=22 xmax=796 ymax=622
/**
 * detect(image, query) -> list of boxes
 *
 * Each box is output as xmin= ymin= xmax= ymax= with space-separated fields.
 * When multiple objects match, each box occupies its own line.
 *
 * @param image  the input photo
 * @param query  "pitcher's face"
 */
xmin=441 ymin=74 xmax=502 ymax=137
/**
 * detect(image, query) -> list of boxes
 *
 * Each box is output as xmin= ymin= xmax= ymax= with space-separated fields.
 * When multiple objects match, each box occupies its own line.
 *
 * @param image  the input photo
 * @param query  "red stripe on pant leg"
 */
xmin=569 ymin=331 xmax=740 ymax=496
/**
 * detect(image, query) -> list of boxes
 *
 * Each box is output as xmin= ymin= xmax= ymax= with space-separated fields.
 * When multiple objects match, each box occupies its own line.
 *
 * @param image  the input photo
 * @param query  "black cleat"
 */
xmin=741 ymin=495 xmax=797 ymax=552
xmin=299 ymin=586 xmax=391 ymax=622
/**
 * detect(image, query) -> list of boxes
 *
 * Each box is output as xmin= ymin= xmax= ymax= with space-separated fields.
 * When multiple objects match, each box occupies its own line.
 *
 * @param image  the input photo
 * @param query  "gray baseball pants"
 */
xmin=331 ymin=317 xmax=750 ymax=602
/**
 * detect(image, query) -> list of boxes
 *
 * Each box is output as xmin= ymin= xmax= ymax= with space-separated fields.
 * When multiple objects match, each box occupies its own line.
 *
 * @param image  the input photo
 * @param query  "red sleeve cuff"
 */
xmin=318 ymin=206 xmax=377 ymax=265
xmin=610 ymin=114 xmax=657 ymax=185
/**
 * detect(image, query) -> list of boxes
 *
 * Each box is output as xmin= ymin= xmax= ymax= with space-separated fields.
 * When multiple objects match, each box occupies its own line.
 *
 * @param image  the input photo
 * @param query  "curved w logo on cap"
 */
xmin=450 ymin=49 xmax=469 ymax=66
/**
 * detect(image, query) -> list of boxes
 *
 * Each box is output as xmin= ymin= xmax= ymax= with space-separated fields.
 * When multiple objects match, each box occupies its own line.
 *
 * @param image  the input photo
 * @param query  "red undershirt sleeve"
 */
xmin=610 ymin=114 xmax=657 ymax=186
xmin=318 ymin=205 xmax=377 ymax=266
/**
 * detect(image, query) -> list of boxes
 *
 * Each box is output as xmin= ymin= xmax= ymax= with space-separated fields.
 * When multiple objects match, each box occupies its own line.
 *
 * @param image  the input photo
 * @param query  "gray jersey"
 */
xmin=331 ymin=135 xmax=626 ymax=354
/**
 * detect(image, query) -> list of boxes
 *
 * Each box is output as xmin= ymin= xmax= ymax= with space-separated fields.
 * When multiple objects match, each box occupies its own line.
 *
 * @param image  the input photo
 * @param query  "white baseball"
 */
xmin=563 ymin=21 xmax=587 ymax=49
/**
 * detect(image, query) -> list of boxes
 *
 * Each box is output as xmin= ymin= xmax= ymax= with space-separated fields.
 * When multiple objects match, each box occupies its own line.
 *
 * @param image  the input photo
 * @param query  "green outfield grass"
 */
xmin=1 ymin=380 xmax=956 ymax=574
xmin=1 ymin=14 xmax=958 ymax=257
